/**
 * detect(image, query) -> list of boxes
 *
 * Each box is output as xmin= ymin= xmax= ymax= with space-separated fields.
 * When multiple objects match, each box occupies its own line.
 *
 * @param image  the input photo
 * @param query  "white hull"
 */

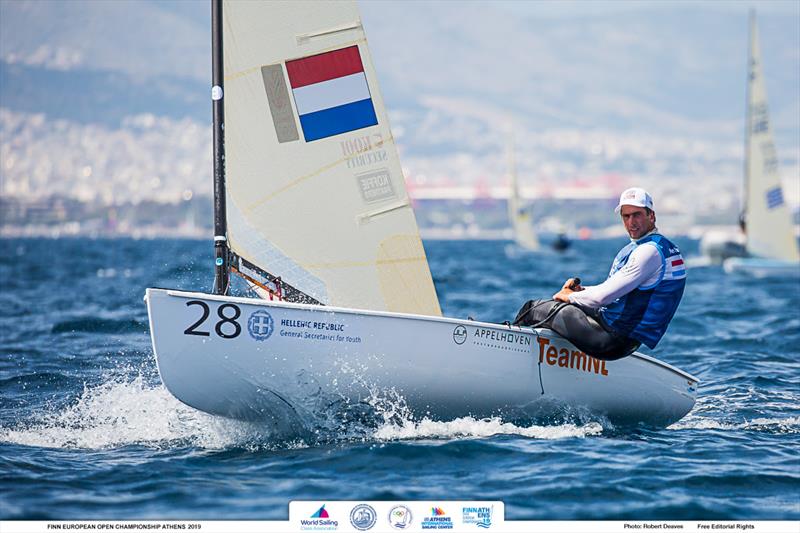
xmin=723 ymin=257 xmax=800 ymax=277
xmin=145 ymin=288 xmax=698 ymax=430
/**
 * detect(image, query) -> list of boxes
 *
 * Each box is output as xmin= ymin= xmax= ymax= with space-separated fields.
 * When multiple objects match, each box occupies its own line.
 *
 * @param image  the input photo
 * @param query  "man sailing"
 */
xmin=513 ymin=187 xmax=687 ymax=360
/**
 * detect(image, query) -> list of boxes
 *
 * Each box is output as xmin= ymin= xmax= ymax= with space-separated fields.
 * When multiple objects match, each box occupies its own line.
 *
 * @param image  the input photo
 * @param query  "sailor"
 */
xmin=513 ymin=187 xmax=687 ymax=360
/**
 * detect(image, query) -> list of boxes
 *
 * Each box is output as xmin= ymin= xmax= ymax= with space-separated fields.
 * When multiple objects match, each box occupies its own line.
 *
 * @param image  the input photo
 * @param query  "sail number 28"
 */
xmin=183 ymin=300 xmax=242 ymax=339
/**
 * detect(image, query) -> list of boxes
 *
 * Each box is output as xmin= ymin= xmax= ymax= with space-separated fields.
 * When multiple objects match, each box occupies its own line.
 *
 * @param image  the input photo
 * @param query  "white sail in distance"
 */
xmin=744 ymin=13 xmax=800 ymax=262
xmin=221 ymin=0 xmax=441 ymax=315
xmin=506 ymin=130 xmax=540 ymax=251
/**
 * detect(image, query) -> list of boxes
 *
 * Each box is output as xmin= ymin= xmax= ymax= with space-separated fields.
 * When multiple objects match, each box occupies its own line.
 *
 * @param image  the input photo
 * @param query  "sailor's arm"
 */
xmin=555 ymin=244 xmax=663 ymax=307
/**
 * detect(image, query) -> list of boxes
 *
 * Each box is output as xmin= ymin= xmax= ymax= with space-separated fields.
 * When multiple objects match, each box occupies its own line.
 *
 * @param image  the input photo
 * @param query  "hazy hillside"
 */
xmin=2 ymin=1 xmax=798 ymax=136
xmin=1 ymin=0 xmax=798 ymax=216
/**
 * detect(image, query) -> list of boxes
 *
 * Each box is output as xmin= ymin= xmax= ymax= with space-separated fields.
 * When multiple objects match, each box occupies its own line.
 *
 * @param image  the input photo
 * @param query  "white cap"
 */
xmin=615 ymin=187 xmax=654 ymax=213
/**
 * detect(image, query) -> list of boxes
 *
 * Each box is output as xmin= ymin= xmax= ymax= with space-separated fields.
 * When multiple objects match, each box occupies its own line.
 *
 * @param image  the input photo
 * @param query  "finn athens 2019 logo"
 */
xmin=248 ymin=310 xmax=274 ymax=341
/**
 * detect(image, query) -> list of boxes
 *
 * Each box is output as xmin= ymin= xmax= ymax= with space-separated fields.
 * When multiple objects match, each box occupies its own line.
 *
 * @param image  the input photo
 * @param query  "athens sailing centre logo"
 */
xmin=421 ymin=507 xmax=453 ymax=529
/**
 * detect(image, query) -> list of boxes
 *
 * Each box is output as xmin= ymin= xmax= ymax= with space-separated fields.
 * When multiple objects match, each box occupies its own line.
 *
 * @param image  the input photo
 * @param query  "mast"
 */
xmin=507 ymin=126 xmax=517 ymax=223
xmin=740 ymin=10 xmax=754 ymax=233
xmin=211 ymin=0 xmax=229 ymax=294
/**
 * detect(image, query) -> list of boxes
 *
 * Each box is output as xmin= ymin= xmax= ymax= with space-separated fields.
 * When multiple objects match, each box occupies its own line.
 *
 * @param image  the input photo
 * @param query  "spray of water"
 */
xmin=0 ymin=369 xmax=607 ymax=450
xmin=373 ymin=416 xmax=603 ymax=441
xmin=0 ymin=376 xmax=265 ymax=450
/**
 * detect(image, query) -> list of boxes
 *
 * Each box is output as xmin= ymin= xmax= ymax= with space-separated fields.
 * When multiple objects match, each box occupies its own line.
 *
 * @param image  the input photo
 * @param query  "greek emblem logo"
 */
xmin=248 ymin=310 xmax=274 ymax=341
xmin=349 ymin=503 xmax=377 ymax=531
xmin=453 ymin=325 xmax=467 ymax=345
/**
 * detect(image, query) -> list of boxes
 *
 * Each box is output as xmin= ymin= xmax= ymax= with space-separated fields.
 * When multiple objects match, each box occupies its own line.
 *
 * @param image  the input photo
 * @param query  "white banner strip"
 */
xmin=1 ymin=519 xmax=797 ymax=533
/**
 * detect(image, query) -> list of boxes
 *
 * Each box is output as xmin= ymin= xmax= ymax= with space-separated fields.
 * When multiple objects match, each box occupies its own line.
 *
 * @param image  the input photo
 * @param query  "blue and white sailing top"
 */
xmin=569 ymin=230 xmax=686 ymax=348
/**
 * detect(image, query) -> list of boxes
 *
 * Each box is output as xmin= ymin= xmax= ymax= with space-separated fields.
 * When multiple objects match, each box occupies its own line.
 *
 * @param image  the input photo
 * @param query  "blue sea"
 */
xmin=1 ymin=237 xmax=798 ymax=520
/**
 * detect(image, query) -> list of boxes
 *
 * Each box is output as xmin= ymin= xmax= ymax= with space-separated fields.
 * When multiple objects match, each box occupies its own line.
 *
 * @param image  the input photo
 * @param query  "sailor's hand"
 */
xmin=552 ymin=289 xmax=572 ymax=303
xmin=553 ymin=278 xmax=582 ymax=302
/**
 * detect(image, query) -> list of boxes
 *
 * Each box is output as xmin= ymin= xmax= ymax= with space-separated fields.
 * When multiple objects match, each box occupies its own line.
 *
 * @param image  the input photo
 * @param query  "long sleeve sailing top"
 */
xmin=567 ymin=238 xmax=664 ymax=309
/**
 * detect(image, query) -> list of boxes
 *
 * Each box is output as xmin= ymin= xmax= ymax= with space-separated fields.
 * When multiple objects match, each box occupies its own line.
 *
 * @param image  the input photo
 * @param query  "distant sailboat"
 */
xmin=723 ymin=11 xmax=800 ymax=276
xmin=506 ymin=130 xmax=540 ymax=251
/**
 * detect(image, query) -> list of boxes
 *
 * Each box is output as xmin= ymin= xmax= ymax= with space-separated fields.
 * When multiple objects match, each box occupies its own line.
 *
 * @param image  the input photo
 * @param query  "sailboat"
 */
xmin=506 ymin=130 xmax=540 ymax=252
xmin=145 ymin=0 xmax=698 ymax=432
xmin=712 ymin=12 xmax=800 ymax=276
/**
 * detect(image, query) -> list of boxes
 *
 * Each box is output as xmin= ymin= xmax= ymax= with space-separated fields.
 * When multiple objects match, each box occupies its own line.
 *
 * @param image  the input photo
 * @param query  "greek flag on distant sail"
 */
xmin=286 ymin=46 xmax=378 ymax=142
xmin=766 ymin=186 xmax=784 ymax=209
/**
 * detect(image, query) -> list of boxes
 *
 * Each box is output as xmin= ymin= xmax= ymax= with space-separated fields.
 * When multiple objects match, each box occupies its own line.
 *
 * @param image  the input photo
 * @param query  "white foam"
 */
xmin=668 ymin=415 xmax=800 ymax=432
xmin=667 ymin=387 xmax=800 ymax=433
xmin=0 ymin=373 xmax=605 ymax=450
xmin=0 ymin=377 xmax=262 ymax=450
xmin=373 ymin=416 xmax=603 ymax=441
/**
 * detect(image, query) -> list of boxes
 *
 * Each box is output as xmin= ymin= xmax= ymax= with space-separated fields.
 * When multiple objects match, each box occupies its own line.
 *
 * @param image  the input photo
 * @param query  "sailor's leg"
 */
xmin=512 ymin=299 xmax=560 ymax=326
xmin=548 ymin=305 xmax=639 ymax=360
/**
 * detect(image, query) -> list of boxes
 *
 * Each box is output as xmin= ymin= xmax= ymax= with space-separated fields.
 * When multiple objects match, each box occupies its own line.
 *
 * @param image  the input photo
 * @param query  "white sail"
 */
xmin=222 ymin=0 xmax=441 ymax=315
xmin=744 ymin=13 xmax=800 ymax=262
xmin=506 ymin=131 xmax=540 ymax=251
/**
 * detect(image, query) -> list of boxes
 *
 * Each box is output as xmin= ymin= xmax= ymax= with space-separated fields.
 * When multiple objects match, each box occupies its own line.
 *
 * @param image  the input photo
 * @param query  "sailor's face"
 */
xmin=620 ymin=205 xmax=655 ymax=239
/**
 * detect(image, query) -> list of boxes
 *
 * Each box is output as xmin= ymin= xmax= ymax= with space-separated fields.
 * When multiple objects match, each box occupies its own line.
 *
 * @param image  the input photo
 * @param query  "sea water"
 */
xmin=1 ymin=238 xmax=798 ymax=520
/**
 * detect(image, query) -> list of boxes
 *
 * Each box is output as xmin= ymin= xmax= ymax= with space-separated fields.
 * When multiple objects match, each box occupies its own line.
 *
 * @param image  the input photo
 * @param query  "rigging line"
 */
xmin=537 ymin=357 xmax=545 ymax=395
xmin=232 ymin=252 xmax=322 ymax=304
xmin=230 ymin=266 xmax=284 ymax=301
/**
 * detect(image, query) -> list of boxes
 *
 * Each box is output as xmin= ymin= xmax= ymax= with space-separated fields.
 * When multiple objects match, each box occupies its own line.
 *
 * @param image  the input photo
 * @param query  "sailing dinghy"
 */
xmin=145 ymin=0 xmax=698 ymax=432
xmin=506 ymin=130 xmax=541 ymax=252
xmin=710 ymin=12 xmax=800 ymax=276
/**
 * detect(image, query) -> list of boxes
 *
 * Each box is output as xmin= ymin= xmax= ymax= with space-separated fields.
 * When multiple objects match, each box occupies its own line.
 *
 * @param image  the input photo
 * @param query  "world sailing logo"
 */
xmin=300 ymin=503 xmax=338 ymax=531
xmin=311 ymin=505 xmax=330 ymax=518
xmin=248 ymin=310 xmax=274 ymax=341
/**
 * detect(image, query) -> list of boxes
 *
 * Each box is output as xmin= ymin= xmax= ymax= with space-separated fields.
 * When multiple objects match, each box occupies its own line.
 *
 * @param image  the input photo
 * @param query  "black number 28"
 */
xmin=184 ymin=300 xmax=241 ymax=339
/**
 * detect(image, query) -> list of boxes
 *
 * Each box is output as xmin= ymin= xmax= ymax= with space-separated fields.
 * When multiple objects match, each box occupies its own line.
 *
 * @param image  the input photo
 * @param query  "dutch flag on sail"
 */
xmin=286 ymin=46 xmax=378 ymax=142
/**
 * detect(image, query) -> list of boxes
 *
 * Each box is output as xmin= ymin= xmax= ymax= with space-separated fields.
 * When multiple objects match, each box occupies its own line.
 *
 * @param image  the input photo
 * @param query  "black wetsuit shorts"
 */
xmin=513 ymin=299 xmax=640 ymax=361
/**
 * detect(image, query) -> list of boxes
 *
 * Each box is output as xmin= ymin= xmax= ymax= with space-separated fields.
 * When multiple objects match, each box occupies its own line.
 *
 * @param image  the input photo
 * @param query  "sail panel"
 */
xmin=507 ymin=130 xmax=540 ymax=251
xmin=745 ymin=15 xmax=800 ymax=261
xmin=222 ymin=0 xmax=441 ymax=315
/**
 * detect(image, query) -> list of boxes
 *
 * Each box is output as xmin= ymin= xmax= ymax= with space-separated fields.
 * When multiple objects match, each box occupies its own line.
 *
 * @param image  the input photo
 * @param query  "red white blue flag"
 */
xmin=286 ymin=46 xmax=378 ymax=142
